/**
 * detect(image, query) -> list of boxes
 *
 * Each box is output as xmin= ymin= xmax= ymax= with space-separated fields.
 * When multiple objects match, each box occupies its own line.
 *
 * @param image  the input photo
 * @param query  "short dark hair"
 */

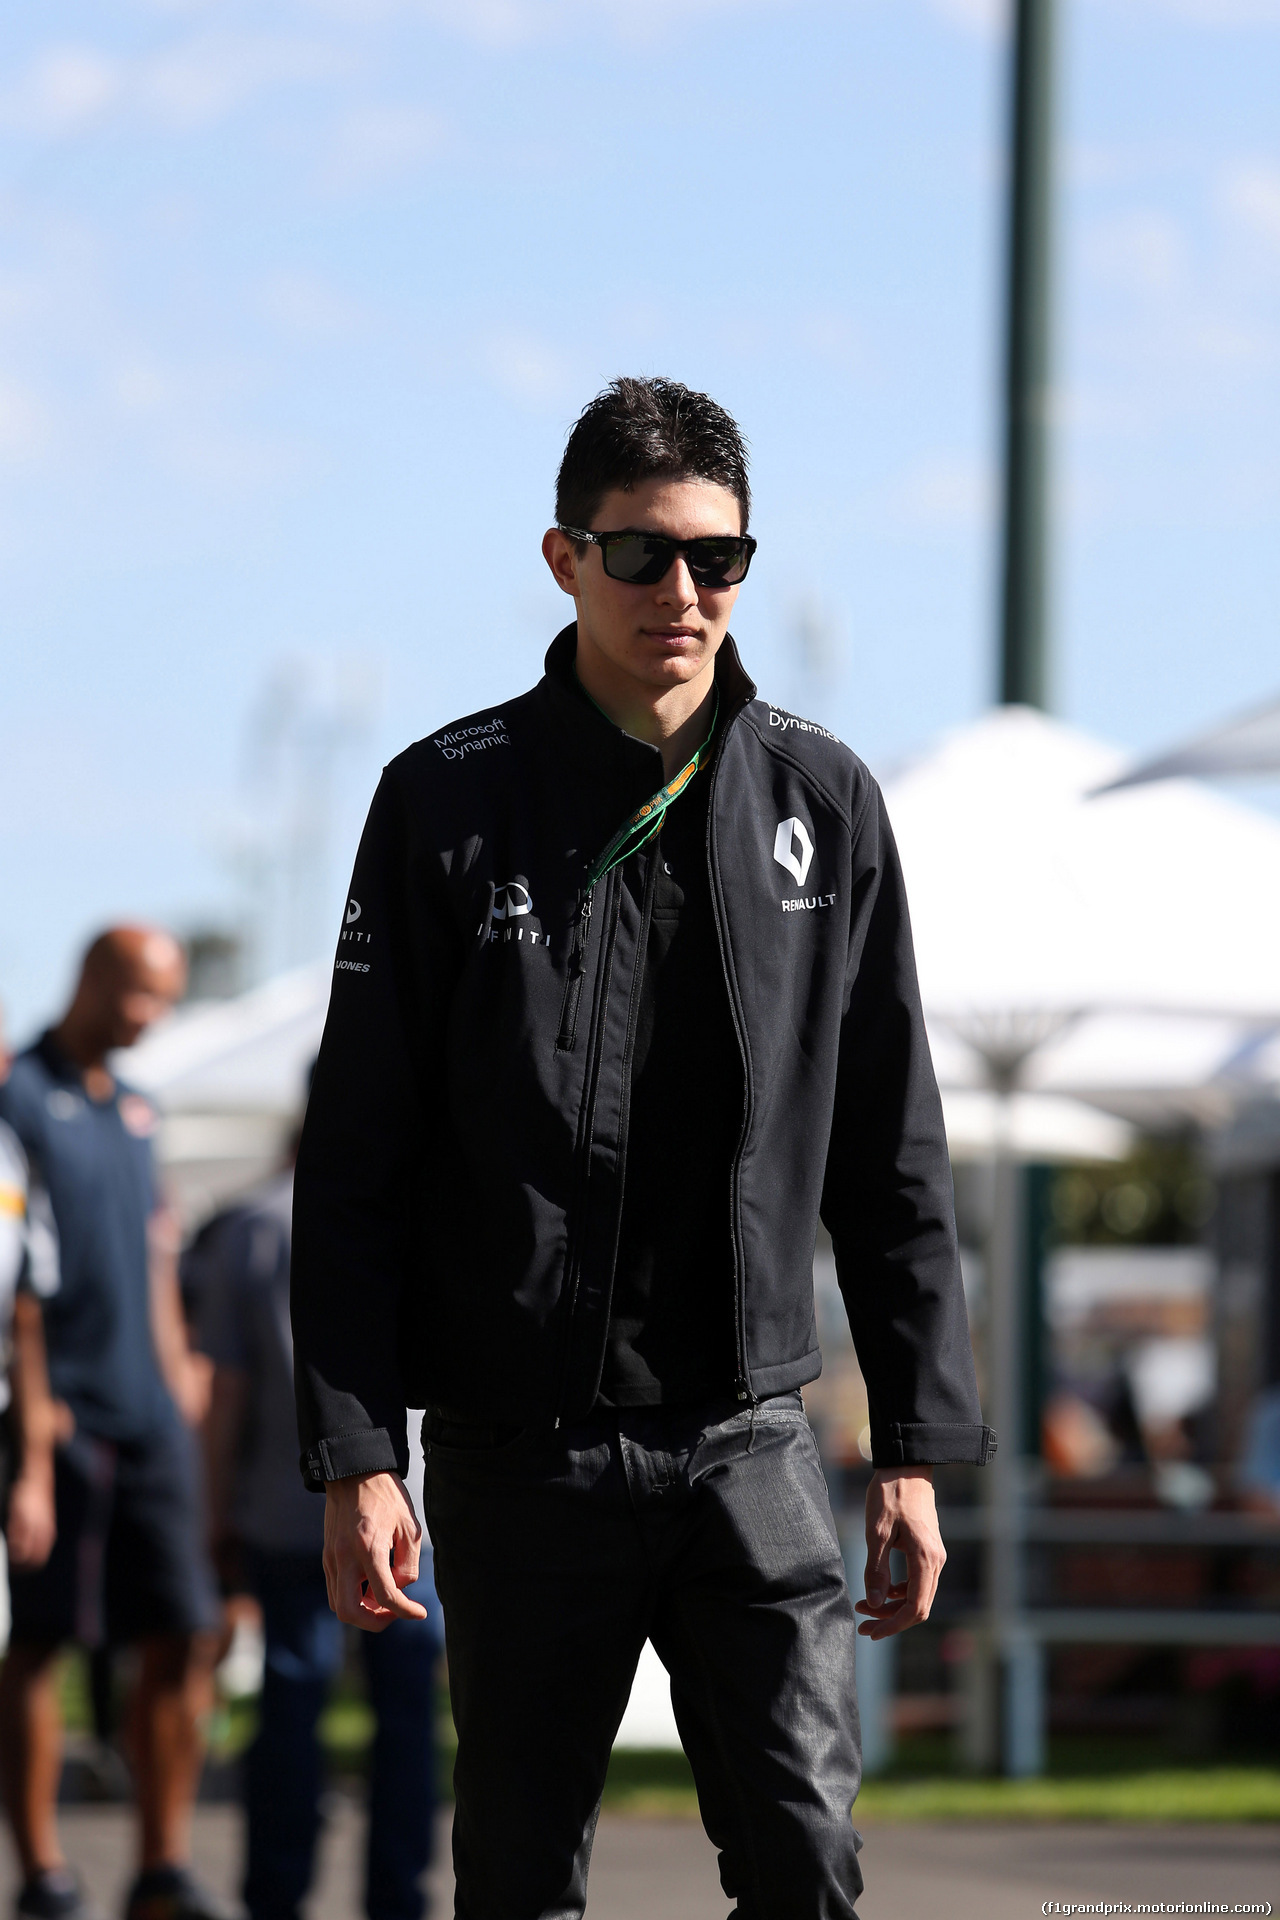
xmin=555 ymin=377 xmax=751 ymax=535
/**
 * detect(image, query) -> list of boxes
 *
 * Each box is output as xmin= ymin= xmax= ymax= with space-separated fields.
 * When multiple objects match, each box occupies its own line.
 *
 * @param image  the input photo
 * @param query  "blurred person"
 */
xmin=0 ymin=1009 xmax=63 ymax=1577
xmin=200 ymin=1129 xmax=442 ymax=1920
xmin=1237 ymin=1383 xmax=1280 ymax=1517
xmin=1041 ymin=1389 xmax=1121 ymax=1479
xmin=0 ymin=931 xmax=228 ymax=1920
xmin=293 ymin=378 xmax=993 ymax=1918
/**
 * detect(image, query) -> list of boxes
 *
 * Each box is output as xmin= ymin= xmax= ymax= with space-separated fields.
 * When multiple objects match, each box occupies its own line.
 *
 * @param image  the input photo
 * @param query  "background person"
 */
xmin=0 ymin=930 xmax=228 ymax=1920
xmin=1237 ymin=1384 xmax=1280 ymax=1517
xmin=199 ymin=1130 xmax=442 ymax=1920
xmin=0 ymin=1008 xmax=63 ymax=1581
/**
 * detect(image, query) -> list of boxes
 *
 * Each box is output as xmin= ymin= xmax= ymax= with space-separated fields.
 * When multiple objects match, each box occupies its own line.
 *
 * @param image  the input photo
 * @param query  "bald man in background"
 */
xmin=0 ymin=931 xmax=229 ymax=1920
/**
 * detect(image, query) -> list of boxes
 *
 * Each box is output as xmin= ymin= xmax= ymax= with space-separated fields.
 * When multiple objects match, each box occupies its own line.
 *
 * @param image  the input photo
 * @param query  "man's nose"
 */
xmin=655 ymin=555 xmax=698 ymax=608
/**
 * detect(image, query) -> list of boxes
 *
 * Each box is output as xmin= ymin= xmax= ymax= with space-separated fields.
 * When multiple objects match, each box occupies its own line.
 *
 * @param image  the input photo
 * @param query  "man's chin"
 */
xmin=632 ymin=647 xmax=713 ymax=686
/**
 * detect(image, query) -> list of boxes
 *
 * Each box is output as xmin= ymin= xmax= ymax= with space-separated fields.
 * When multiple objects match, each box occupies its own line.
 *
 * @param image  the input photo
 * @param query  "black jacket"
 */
xmin=292 ymin=628 xmax=993 ymax=1488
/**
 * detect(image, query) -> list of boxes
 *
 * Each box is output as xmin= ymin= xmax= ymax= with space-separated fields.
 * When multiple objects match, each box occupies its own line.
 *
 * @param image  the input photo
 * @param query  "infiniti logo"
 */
xmin=772 ymin=817 xmax=814 ymax=888
xmin=492 ymin=880 xmax=533 ymax=921
xmin=339 ymin=895 xmax=372 ymax=961
xmin=483 ymin=876 xmax=550 ymax=950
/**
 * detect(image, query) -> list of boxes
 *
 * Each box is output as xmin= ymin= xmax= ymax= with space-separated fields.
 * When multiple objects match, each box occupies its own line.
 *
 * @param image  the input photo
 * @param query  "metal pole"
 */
xmin=999 ymin=0 xmax=1056 ymax=710
xmin=963 ymin=1087 xmax=1045 ymax=1774
xmin=985 ymin=1098 xmax=1036 ymax=1771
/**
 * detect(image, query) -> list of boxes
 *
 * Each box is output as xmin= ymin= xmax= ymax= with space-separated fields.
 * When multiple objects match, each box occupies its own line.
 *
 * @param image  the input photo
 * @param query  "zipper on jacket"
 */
xmin=552 ymin=869 xmax=622 ymax=1423
xmin=556 ymin=886 xmax=594 ymax=1052
xmin=705 ymin=747 xmax=756 ymax=1405
xmin=571 ymin=839 xmax=659 ymax=1412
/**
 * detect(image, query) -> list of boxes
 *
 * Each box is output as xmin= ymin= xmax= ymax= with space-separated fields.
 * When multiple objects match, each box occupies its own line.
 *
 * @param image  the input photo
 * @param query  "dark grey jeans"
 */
xmin=423 ymin=1393 xmax=863 ymax=1920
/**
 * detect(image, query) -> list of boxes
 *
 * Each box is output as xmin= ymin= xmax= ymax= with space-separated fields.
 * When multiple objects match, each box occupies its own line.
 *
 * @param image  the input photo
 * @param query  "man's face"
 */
xmin=543 ymin=475 xmax=743 ymax=696
xmin=95 ymin=938 xmax=186 ymax=1050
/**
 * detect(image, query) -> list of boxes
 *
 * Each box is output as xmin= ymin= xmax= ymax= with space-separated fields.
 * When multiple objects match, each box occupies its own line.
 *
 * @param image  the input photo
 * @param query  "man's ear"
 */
xmin=542 ymin=527 xmax=582 ymax=598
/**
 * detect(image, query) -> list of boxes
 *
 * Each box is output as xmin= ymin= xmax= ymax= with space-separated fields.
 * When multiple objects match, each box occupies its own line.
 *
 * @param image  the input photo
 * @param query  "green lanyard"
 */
xmin=583 ymin=690 xmax=720 ymax=892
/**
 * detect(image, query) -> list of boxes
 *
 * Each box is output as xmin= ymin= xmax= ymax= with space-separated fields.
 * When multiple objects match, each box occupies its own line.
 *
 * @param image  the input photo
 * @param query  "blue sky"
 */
xmin=3 ymin=0 xmax=1278 ymax=1032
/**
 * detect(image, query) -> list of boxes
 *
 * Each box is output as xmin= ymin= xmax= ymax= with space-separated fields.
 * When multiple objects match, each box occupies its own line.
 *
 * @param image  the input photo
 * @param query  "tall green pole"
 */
xmin=999 ymin=0 xmax=1056 ymax=710
xmin=967 ymin=0 xmax=1059 ymax=1779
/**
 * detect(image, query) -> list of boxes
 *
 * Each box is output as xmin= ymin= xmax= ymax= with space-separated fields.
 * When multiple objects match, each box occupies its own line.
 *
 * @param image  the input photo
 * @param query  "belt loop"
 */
xmin=746 ymin=1401 xmax=758 ymax=1455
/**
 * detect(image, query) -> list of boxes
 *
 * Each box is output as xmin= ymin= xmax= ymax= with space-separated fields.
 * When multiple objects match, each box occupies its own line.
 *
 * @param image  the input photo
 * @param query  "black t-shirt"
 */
xmin=596 ymin=728 xmax=744 ymax=1408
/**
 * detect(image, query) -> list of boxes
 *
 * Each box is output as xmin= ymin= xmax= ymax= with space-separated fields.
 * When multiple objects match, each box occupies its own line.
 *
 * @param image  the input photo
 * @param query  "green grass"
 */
xmin=854 ymin=1767 xmax=1280 ymax=1824
xmin=55 ymin=1652 xmax=1280 ymax=1824
xmin=601 ymin=1749 xmax=701 ymax=1816
xmin=594 ymin=1739 xmax=1280 ymax=1823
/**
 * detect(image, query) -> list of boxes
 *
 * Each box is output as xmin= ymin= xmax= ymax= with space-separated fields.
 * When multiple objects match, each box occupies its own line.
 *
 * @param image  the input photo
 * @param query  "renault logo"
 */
xmin=772 ymin=817 xmax=814 ymax=887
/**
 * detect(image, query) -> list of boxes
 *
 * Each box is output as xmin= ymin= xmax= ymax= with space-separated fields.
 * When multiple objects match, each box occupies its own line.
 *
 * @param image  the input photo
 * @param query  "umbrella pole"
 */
xmin=975 ymin=1090 xmax=1046 ymax=1775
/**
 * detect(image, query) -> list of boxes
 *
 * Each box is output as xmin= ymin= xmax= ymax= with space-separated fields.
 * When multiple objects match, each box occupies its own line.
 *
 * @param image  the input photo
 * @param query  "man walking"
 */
xmin=200 ymin=1138 xmax=442 ymax=1920
xmin=292 ymin=378 xmax=993 ymax=1917
xmin=0 ymin=930 xmax=227 ymax=1920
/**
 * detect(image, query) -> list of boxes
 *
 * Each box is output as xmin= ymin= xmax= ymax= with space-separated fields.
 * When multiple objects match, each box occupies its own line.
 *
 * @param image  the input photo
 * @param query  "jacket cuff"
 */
xmin=872 ymin=1422 xmax=997 ymax=1467
xmin=299 ymin=1426 xmax=402 ymax=1492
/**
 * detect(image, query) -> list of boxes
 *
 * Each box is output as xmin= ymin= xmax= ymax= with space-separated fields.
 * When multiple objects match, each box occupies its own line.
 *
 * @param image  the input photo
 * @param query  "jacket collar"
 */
xmin=536 ymin=623 xmax=757 ymax=800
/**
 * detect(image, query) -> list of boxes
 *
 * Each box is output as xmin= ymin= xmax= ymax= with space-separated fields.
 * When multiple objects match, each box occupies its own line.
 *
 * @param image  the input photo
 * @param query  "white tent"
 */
xmin=881 ymin=706 xmax=1280 ymax=1160
xmin=1101 ymin=691 xmax=1280 ymax=791
xmin=122 ymin=963 xmax=330 ymax=1221
xmin=937 ymin=1088 xmax=1133 ymax=1163
xmin=881 ymin=704 xmax=1280 ymax=1027
xmin=928 ymin=1009 xmax=1278 ymax=1137
xmin=125 ymin=962 xmax=329 ymax=1112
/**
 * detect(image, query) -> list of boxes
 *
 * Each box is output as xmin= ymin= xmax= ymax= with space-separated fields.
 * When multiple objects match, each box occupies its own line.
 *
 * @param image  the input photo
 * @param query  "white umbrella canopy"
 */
xmin=1101 ymin=692 xmax=1280 ymax=791
xmin=881 ymin=705 xmax=1280 ymax=1029
xmin=939 ymin=1088 xmax=1134 ymax=1163
xmin=928 ymin=1008 xmax=1280 ymax=1131
xmin=122 ymin=962 xmax=329 ymax=1115
xmin=118 ymin=964 xmax=331 ymax=1221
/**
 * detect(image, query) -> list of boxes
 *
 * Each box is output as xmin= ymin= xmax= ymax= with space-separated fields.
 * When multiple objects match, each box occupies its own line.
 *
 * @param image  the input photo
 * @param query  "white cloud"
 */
xmin=143 ymin=33 xmax=341 ymax=131
xmin=260 ymin=270 xmax=367 ymax=338
xmin=1134 ymin=0 xmax=1280 ymax=22
xmin=0 ymin=47 xmax=121 ymax=135
xmin=1083 ymin=211 xmax=1187 ymax=294
xmin=482 ymin=330 xmax=577 ymax=408
xmin=1223 ymin=162 xmax=1280 ymax=251
xmin=937 ymin=0 xmax=1280 ymax=36
xmin=794 ymin=310 xmax=866 ymax=374
xmin=422 ymin=0 xmax=545 ymax=47
xmin=895 ymin=455 xmax=995 ymax=532
xmin=926 ymin=0 xmax=1009 ymax=34
xmin=321 ymin=103 xmax=445 ymax=187
xmin=303 ymin=0 xmax=809 ymax=49
xmin=0 ymin=32 xmax=343 ymax=140
xmin=108 ymin=357 xmax=180 ymax=414
xmin=0 ymin=379 xmax=52 ymax=465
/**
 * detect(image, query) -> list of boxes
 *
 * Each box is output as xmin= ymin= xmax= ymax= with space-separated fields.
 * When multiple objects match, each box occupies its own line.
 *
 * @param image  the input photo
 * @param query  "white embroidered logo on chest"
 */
xmin=772 ymin=817 xmax=814 ymax=887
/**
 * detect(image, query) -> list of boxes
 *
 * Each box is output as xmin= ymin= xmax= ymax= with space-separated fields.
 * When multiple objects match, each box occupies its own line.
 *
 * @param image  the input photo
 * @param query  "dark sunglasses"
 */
xmin=558 ymin=524 xmax=757 ymax=588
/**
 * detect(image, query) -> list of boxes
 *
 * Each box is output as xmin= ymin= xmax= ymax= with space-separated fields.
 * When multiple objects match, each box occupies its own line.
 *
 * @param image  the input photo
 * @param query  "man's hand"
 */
xmin=856 ymin=1466 xmax=945 ymax=1640
xmin=6 ymin=1465 xmax=56 ymax=1569
xmin=323 ymin=1471 xmax=427 ymax=1632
